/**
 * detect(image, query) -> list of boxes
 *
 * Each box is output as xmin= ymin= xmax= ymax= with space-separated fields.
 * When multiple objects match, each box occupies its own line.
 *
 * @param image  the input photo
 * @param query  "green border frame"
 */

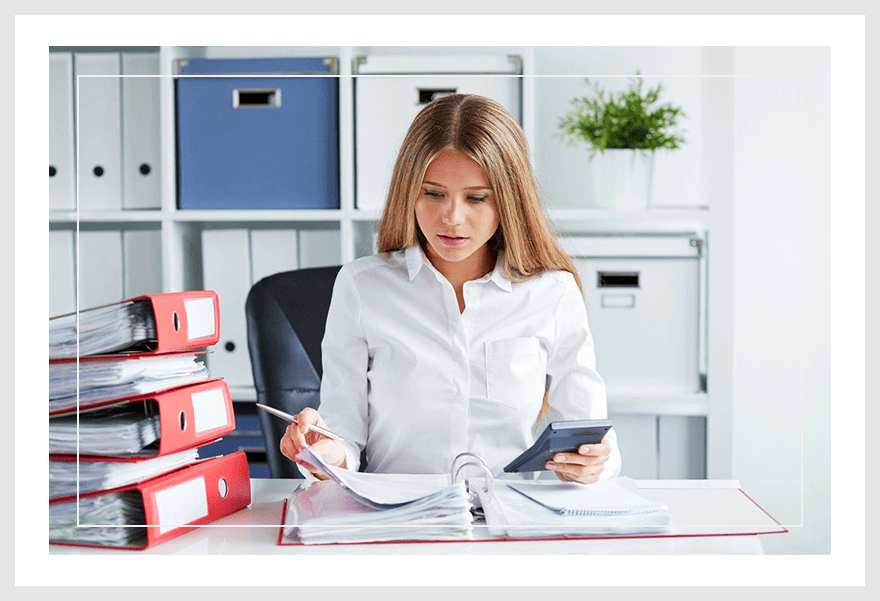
xmin=14 ymin=15 xmax=865 ymax=586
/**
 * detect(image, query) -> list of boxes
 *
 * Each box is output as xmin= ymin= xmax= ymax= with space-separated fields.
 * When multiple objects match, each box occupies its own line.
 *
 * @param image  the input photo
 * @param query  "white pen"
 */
xmin=255 ymin=403 xmax=345 ymax=442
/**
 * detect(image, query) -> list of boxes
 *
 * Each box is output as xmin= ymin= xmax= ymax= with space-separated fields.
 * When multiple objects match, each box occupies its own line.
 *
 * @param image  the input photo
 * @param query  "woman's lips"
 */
xmin=438 ymin=235 xmax=468 ymax=247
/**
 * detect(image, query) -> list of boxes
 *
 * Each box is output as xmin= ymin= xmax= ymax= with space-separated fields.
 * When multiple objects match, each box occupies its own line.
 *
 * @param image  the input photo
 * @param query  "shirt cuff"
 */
xmin=599 ymin=426 xmax=623 ymax=480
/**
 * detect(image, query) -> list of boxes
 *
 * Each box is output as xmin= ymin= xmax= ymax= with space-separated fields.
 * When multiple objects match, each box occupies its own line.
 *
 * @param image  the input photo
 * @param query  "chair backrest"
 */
xmin=245 ymin=265 xmax=342 ymax=478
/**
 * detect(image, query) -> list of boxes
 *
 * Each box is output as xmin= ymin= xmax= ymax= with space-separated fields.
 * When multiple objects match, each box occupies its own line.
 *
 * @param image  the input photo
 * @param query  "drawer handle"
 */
xmin=601 ymin=294 xmax=636 ymax=309
xmin=597 ymin=271 xmax=640 ymax=288
xmin=418 ymin=88 xmax=457 ymax=104
xmin=233 ymin=88 xmax=281 ymax=108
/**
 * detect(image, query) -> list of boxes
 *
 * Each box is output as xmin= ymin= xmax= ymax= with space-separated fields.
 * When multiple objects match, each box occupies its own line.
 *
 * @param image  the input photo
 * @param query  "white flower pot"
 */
xmin=588 ymin=149 xmax=654 ymax=210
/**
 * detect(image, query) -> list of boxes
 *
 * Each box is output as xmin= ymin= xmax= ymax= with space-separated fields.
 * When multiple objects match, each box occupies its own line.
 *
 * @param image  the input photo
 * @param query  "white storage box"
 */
xmin=353 ymin=54 xmax=522 ymax=210
xmin=562 ymin=235 xmax=703 ymax=394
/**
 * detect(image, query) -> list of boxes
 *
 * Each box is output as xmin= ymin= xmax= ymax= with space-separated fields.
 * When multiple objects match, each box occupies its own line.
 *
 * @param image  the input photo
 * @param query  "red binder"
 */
xmin=136 ymin=291 xmax=220 ymax=354
xmin=50 ymin=452 xmax=252 ymax=550
xmin=49 ymin=290 xmax=220 ymax=357
xmin=49 ymin=379 xmax=235 ymax=456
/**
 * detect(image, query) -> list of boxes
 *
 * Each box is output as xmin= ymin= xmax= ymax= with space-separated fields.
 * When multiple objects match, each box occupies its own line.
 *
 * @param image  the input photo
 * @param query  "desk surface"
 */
xmin=49 ymin=479 xmax=785 ymax=555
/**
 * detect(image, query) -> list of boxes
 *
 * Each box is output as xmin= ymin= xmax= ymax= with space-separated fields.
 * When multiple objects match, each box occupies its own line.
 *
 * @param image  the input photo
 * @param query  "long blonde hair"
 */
xmin=376 ymin=94 xmax=578 ymax=428
xmin=376 ymin=93 xmax=582 ymax=293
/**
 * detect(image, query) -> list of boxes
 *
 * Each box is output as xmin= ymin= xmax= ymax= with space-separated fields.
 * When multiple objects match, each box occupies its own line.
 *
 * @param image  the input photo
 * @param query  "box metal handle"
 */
xmin=233 ymin=88 xmax=282 ymax=109
xmin=597 ymin=271 xmax=640 ymax=288
xmin=418 ymin=88 xmax=457 ymax=104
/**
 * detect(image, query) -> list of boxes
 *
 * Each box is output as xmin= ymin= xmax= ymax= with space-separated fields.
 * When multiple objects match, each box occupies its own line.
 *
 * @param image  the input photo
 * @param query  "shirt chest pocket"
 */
xmin=485 ymin=337 xmax=547 ymax=410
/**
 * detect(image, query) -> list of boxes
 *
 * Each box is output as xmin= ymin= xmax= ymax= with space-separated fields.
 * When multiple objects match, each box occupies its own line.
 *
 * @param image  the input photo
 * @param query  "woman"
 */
xmin=281 ymin=94 xmax=621 ymax=484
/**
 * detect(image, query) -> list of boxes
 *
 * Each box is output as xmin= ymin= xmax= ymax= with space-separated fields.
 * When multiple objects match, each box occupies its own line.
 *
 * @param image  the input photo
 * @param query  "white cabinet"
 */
xmin=353 ymin=54 xmax=522 ymax=210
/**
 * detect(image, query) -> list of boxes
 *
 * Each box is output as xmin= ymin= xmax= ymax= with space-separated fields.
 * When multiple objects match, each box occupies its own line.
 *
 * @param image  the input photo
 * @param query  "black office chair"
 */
xmin=245 ymin=265 xmax=342 ymax=478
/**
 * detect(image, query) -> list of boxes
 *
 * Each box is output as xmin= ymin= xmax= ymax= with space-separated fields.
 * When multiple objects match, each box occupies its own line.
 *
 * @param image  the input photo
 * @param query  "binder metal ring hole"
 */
xmin=225 ymin=341 xmax=236 ymax=352
xmin=49 ymin=165 xmax=57 ymax=177
xmin=93 ymin=166 xmax=104 ymax=177
xmin=218 ymin=478 xmax=228 ymax=499
xmin=179 ymin=411 xmax=187 ymax=432
xmin=172 ymin=311 xmax=180 ymax=332
xmin=139 ymin=163 xmax=151 ymax=175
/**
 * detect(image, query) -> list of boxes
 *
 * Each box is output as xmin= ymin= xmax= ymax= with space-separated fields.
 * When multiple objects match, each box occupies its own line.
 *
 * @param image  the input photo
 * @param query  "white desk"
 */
xmin=49 ymin=479 xmax=785 ymax=555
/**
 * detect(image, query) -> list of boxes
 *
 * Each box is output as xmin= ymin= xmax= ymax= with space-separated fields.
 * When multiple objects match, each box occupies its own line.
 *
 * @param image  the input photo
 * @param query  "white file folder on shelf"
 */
xmin=75 ymin=52 xmax=122 ymax=211
xmin=201 ymin=229 xmax=252 ymax=387
xmin=123 ymin=230 xmax=162 ymax=298
xmin=298 ymin=229 xmax=341 ymax=269
xmin=250 ymin=230 xmax=299 ymax=284
xmin=121 ymin=52 xmax=161 ymax=210
xmin=49 ymin=230 xmax=76 ymax=316
xmin=354 ymin=55 xmax=521 ymax=210
xmin=79 ymin=231 xmax=123 ymax=310
xmin=49 ymin=52 xmax=76 ymax=211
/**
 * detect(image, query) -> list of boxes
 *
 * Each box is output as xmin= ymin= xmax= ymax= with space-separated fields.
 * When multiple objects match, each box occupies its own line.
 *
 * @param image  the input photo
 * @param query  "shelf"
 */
xmin=170 ymin=210 xmax=347 ymax=222
xmin=48 ymin=210 xmax=164 ymax=223
xmin=548 ymin=207 xmax=709 ymax=222
xmin=607 ymin=392 xmax=708 ymax=416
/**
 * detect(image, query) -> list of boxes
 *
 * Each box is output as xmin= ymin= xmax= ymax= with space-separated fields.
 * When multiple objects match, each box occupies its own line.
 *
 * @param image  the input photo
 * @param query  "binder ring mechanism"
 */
xmin=450 ymin=452 xmax=493 ymax=494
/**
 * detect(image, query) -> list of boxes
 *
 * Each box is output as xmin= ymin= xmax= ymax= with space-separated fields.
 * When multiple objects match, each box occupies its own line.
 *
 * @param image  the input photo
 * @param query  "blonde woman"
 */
xmin=281 ymin=94 xmax=621 ymax=484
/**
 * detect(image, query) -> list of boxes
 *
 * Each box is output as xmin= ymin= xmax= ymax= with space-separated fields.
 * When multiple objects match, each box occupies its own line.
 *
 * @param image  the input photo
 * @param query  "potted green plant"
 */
xmin=558 ymin=74 xmax=686 ymax=209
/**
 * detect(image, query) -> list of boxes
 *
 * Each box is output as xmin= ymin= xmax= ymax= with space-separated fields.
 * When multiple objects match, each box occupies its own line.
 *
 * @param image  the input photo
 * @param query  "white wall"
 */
xmin=730 ymin=47 xmax=831 ymax=555
xmin=530 ymin=45 xmax=832 ymax=554
xmin=533 ymin=47 xmax=705 ymax=209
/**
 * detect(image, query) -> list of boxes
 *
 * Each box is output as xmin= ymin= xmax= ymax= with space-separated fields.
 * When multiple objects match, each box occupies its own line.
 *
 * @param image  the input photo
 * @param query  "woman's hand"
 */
xmin=279 ymin=407 xmax=347 ymax=480
xmin=546 ymin=435 xmax=612 ymax=484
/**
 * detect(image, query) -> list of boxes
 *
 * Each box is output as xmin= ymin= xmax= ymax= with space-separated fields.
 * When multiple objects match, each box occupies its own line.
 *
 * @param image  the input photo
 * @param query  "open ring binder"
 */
xmin=280 ymin=445 xmax=788 ymax=546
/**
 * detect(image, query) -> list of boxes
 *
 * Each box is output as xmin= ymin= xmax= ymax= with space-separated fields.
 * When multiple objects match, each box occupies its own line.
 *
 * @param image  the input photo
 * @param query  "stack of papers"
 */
xmin=50 ymin=300 xmax=157 ymax=359
xmin=482 ymin=479 xmax=672 ymax=538
xmin=49 ymin=490 xmax=148 ymax=548
xmin=49 ymin=448 xmax=199 ymax=500
xmin=49 ymin=354 xmax=210 ymax=412
xmin=49 ymin=404 xmax=161 ymax=455
xmin=282 ymin=445 xmax=473 ymax=545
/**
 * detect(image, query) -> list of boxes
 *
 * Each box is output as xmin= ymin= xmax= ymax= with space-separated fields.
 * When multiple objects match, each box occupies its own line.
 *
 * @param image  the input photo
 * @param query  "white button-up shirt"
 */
xmin=318 ymin=245 xmax=621 ymax=479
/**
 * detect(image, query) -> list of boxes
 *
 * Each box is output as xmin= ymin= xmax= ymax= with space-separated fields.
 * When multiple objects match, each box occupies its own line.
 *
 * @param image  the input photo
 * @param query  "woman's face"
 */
xmin=415 ymin=149 xmax=500 ymax=275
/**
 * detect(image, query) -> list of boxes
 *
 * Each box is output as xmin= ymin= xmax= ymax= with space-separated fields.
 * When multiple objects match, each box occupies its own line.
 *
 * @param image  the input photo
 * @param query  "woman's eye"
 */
xmin=423 ymin=190 xmax=443 ymax=199
xmin=467 ymin=195 xmax=486 ymax=203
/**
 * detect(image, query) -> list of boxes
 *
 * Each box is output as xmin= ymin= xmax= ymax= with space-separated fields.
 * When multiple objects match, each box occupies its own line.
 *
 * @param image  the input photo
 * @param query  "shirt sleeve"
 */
xmin=317 ymin=264 xmax=370 ymax=472
xmin=545 ymin=273 xmax=622 ymax=479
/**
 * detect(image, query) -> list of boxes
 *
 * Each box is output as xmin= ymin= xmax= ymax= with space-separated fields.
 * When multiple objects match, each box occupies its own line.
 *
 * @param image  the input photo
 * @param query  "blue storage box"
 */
xmin=175 ymin=57 xmax=339 ymax=210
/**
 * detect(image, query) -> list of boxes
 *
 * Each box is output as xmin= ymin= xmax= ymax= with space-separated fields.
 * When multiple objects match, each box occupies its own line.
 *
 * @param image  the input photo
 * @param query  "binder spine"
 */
xmin=156 ymin=379 xmax=234 ymax=456
xmin=141 ymin=452 xmax=251 ymax=547
xmin=139 ymin=291 xmax=221 ymax=352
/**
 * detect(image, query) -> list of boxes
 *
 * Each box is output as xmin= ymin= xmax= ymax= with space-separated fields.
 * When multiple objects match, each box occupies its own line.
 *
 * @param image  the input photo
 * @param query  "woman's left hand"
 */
xmin=546 ymin=435 xmax=612 ymax=484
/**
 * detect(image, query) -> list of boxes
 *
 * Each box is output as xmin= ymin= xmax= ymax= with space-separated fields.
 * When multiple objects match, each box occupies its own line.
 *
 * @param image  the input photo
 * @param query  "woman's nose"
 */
xmin=440 ymin=197 xmax=465 ymax=224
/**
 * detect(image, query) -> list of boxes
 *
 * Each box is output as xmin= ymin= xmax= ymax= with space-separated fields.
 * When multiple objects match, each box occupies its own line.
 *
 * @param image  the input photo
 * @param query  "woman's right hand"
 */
xmin=279 ymin=407 xmax=347 ymax=480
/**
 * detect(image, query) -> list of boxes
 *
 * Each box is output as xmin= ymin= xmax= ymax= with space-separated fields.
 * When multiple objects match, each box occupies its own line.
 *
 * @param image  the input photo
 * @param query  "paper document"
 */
xmin=49 ymin=448 xmax=199 ymax=500
xmin=285 ymin=445 xmax=473 ymax=544
xmin=296 ymin=444 xmax=453 ymax=508
xmin=506 ymin=479 xmax=667 ymax=515
xmin=49 ymin=405 xmax=161 ymax=455
xmin=479 ymin=478 xmax=673 ymax=537
xmin=50 ymin=491 xmax=148 ymax=547
xmin=49 ymin=354 xmax=210 ymax=412
xmin=50 ymin=300 xmax=156 ymax=359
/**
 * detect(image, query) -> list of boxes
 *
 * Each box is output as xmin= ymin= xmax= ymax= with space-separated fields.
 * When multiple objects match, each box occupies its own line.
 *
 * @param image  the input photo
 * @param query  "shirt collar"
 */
xmin=404 ymin=245 xmax=513 ymax=292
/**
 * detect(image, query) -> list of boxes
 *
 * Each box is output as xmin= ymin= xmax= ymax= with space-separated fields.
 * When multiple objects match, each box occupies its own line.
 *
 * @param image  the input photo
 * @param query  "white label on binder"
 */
xmin=184 ymin=297 xmax=216 ymax=340
xmin=154 ymin=476 xmax=209 ymax=535
xmin=191 ymin=387 xmax=230 ymax=434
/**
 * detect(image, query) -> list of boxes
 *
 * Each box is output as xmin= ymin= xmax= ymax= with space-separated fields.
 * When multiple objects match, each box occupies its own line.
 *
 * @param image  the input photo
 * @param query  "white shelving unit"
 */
xmin=50 ymin=45 xmax=716 ymax=479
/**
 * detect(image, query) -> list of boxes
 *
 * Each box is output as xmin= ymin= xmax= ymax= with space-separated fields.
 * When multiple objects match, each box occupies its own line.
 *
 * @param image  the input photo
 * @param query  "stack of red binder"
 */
xmin=48 ymin=291 xmax=252 ymax=550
